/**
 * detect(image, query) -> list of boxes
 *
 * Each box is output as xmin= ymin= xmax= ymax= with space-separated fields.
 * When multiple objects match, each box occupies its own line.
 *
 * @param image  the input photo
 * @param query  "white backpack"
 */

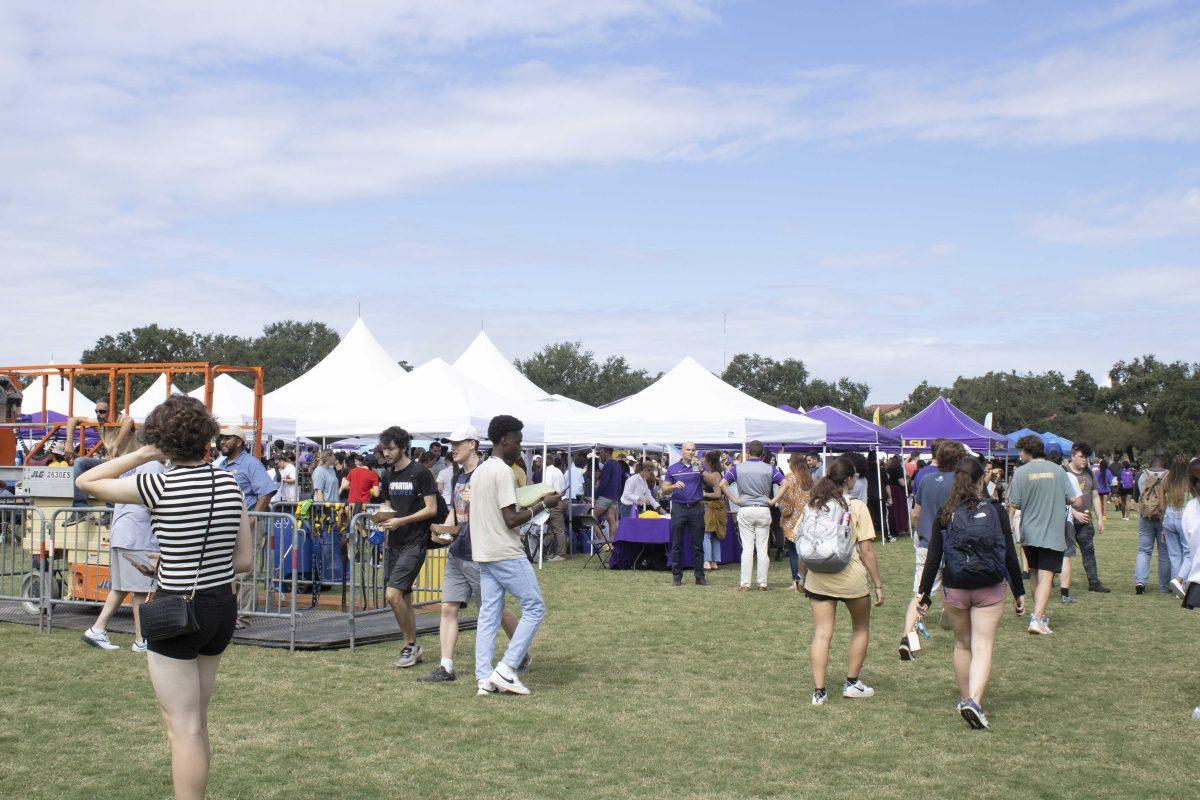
xmin=795 ymin=497 xmax=854 ymax=573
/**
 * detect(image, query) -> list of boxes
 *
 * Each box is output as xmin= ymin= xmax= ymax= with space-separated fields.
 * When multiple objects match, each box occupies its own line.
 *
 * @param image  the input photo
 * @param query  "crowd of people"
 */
xmin=26 ymin=394 xmax=1198 ymax=798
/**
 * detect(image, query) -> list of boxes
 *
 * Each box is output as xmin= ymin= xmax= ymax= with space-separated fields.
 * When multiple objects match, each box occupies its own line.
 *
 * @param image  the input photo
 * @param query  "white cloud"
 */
xmin=1030 ymin=187 xmax=1200 ymax=243
xmin=817 ymin=242 xmax=957 ymax=269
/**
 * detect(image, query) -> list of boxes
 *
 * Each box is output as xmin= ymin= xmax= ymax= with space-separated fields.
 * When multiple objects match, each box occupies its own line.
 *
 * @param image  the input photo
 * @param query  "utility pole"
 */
xmin=723 ymin=312 xmax=728 ymax=371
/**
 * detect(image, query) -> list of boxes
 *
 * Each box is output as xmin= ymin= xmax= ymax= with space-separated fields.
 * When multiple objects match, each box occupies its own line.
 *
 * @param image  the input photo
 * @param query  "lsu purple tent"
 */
xmin=891 ymin=397 xmax=1008 ymax=454
xmin=782 ymin=405 xmax=905 ymax=538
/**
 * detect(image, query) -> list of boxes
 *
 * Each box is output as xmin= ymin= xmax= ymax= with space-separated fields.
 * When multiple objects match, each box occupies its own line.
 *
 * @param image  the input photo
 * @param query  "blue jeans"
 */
xmin=1135 ymin=517 xmax=1171 ymax=591
xmin=475 ymin=558 xmax=545 ymax=681
xmin=71 ymin=457 xmax=103 ymax=503
xmin=787 ymin=539 xmax=800 ymax=581
xmin=703 ymin=532 xmax=722 ymax=562
xmin=1163 ymin=508 xmax=1192 ymax=582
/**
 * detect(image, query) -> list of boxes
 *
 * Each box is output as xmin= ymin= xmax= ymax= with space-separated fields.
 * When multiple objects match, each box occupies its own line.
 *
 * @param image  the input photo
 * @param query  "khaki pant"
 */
xmin=548 ymin=504 xmax=568 ymax=557
xmin=738 ymin=506 xmax=772 ymax=587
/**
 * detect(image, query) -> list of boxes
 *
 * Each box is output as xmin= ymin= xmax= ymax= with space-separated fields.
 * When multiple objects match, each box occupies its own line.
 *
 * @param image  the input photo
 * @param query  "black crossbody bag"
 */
xmin=140 ymin=467 xmax=217 ymax=642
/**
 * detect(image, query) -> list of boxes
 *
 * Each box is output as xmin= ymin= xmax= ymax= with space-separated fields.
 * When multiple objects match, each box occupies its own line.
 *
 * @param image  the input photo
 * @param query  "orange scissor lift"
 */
xmin=0 ymin=362 xmax=263 ymax=608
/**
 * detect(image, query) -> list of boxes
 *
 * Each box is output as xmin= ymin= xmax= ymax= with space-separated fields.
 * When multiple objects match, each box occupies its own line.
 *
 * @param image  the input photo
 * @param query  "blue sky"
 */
xmin=2 ymin=0 xmax=1198 ymax=401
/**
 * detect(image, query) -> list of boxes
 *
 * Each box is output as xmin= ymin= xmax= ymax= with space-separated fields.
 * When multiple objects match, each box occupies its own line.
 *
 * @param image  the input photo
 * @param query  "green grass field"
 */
xmin=1 ymin=515 xmax=1196 ymax=800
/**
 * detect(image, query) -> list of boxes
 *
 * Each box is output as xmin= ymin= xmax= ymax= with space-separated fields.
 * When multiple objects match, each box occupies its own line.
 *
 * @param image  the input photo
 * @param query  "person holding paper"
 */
xmin=473 ymin=415 xmax=561 ymax=696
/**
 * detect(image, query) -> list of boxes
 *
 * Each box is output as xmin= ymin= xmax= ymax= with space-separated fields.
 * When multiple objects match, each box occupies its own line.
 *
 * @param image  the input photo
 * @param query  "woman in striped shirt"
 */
xmin=78 ymin=395 xmax=251 ymax=800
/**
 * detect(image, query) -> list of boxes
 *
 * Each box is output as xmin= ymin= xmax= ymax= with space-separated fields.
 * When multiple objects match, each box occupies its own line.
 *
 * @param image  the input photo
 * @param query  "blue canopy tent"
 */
xmin=1003 ymin=428 xmax=1073 ymax=458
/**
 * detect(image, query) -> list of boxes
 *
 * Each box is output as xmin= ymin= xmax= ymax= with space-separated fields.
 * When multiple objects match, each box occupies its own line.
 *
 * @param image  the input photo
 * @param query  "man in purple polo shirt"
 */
xmin=593 ymin=447 xmax=625 ymax=539
xmin=662 ymin=441 xmax=708 ymax=587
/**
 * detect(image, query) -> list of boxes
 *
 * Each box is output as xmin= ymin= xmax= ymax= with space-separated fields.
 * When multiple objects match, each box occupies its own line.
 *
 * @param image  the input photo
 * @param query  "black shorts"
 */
xmin=804 ymin=589 xmax=868 ymax=604
xmin=147 ymin=584 xmax=237 ymax=660
xmin=1118 ymin=487 xmax=1133 ymax=498
xmin=1183 ymin=582 xmax=1200 ymax=610
xmin=1023 ymin=545 xmax=1064 ymax=574
xmin=385 ymin=537 xmax=428 ymax=594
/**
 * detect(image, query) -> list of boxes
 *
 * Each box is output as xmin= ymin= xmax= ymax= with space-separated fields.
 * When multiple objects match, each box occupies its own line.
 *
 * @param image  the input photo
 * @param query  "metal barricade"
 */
xmin=0 ymin=503 xmax=50 ymax=631
xmin=45 ymin=506 xmax=117 ymax=630
xmin=344 ymin=510 xmax=447 ymax=652
xmin=244 ymin=511 xmax=306 ymax=651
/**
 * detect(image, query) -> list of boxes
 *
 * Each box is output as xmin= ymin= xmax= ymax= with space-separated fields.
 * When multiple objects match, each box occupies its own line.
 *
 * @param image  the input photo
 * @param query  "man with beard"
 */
xmin=215 ymin=427 xmax=277 ymax=627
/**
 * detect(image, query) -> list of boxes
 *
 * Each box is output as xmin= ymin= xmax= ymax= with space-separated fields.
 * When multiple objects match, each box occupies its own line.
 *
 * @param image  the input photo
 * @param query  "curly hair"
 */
xmin=139 ymin=395 xmax=219 ymax=462
xmin=487 ymin=414 xmax=524 ymax=445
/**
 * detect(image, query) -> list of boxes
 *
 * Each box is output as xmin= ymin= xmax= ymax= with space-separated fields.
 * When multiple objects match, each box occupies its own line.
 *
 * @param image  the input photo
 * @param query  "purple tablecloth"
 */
xmin=609 ymin=516 xmax=741 ymax=570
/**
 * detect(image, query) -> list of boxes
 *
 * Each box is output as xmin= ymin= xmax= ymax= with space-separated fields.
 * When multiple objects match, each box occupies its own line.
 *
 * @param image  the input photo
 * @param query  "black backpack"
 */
xmin=942 ymin=500 xmax=1007 ymax=589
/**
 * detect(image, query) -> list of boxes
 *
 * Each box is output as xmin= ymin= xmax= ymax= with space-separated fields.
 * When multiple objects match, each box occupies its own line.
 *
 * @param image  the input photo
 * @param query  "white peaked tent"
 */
xmin=452 ymin=331 xmax=549 ymax=402
xmin=263 ymin=318 xmax=407 ymax=437
xmin=21 ymin=375 xmax=96 ymax=418
xmin=127 ymin=373 xmax=183 ymax=421
xmin=544 ymin=357 xmax=827 ymax=446
xmin=190 ymin=374 xmax=297 ymax=438
xmin=359 ymin=358 xmax=546 ymax=442
xmin=188 ymin=374 xmax=254 ymax=421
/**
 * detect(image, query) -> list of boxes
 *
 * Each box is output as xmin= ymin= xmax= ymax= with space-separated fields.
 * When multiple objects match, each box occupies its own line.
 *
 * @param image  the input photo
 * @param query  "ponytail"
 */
xmin=938 ymin=456 xmax=986 ymax=527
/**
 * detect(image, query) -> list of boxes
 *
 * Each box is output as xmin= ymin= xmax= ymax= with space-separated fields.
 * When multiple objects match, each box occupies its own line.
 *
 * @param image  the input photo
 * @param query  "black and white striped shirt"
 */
xmin=136 ymin=464 xmax=245 ymax=592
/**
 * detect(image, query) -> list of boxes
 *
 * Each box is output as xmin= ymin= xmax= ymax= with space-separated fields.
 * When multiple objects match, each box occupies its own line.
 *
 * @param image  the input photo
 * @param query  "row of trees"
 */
xmin=68 ymin=325 xmax=1198 ymax=457
xmin=513 ymin=344 xmax=1198 ymax=456
xmin=77 ymin=322 xmax=341 ymax=397
xmin=513 ymin=344 xmax=869 ymax=411
xmin=898 ymin=356 xmax=1200 ymax=457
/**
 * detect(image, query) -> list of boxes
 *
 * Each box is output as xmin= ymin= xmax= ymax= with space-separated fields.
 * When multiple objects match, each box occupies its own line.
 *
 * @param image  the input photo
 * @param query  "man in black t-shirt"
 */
xmin=378 ymin=426 xmax=437 ymax=670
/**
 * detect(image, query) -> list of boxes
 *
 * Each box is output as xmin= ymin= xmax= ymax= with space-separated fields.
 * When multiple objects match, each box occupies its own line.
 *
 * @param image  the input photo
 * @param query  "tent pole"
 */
xmin=540 ymin=442 xmax=548 ymax=570
xmin=901 ymin=445 xmax=914 ymax=544
xmin=590 ymin=445 xmax=597 ymax=556
xmin=875 ymin=445 xmax=886 ymax=544
xmin=567 ymin=445 xmax=573 ymax=555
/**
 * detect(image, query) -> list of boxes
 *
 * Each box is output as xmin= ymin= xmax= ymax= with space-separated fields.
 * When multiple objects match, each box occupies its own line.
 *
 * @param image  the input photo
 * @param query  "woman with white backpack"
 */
xmin=798 ymin=456 xmax=884 ymax=706
xmin=916 ymin=456 xmax=1025 ymax=730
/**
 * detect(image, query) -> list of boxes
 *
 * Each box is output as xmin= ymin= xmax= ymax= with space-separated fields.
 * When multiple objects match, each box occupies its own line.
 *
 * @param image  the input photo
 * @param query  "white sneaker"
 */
xmin=842 ymin=679 xmax=875 ymax=699
xmin=131 ymin=640 xmax=148 ymax=654
xmin=1170 ymin=578 xmax=1187 ymax=599
xmin=548 ymin=555 xmax=566 ymax=562
xmin=1028 ymin=616 xmax=1053 ymax=635
xmin=488 ymin=666 xmax=531 ymax=695
xmin=81 ymin=627 xmax=119 ymax=650
xmin=1192 ymin=706 xmax=1200 ymax=722
xmin=811 ymin=689 xmax=827 ymax=706
xmin=477 ymin=680 xmax=498 ymax=696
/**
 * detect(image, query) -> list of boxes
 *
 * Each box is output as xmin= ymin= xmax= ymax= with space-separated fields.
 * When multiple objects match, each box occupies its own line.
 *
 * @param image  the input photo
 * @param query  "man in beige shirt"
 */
xmin=64 ymin=400 xmax=135 ymax=525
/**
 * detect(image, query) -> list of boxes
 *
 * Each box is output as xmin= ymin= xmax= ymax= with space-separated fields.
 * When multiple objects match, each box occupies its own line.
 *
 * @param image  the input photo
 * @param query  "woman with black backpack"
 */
xmin=916 ymin=456 xmax=1025 ymax=730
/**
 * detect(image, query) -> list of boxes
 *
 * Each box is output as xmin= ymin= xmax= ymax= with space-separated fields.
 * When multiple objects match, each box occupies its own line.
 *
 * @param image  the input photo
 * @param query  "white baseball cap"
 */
xmin=447 ymin=425 xmax=480 ymax=443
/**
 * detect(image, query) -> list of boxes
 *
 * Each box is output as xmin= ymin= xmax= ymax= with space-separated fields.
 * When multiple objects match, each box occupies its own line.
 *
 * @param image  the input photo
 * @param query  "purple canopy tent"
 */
xmin=16 ymin=411 xmax=100 ymax=447
xmin=891 ymin=397 xmax=1008 ymax=454
xmin=779 ymin=405 xmax=904 ymax=541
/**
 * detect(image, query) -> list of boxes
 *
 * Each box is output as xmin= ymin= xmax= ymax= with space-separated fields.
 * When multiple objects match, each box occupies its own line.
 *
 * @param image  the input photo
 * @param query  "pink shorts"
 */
xmin=942 ymin=583 xmax=1006 ymax=609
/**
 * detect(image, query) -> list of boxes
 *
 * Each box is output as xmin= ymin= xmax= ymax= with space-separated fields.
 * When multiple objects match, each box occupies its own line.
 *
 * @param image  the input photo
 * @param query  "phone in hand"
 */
xmin=123 ymin=551 xmax=158 ymax=576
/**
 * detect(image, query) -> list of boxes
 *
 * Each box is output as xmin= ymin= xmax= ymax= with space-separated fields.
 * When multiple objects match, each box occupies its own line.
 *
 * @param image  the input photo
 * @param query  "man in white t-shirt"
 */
xmin=472 ymin=415 xmax=561 ymax=696
xmin=274 ymin=453 xmax=298 ymax=504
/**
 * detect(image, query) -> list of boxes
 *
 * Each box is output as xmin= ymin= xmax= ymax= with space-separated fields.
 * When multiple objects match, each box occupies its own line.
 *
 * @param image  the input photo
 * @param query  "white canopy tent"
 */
xmin=452 ymin=331 xmax=549 ymax=403
xmin=544 ymin=357 xmax=827 ymax=446
xmin=127 ymin=373 xmax=183 ymax=421
xmin=21 ymin=375 xmax=95 ymax=418
xmin=357 ymin=358 xmax=547 ymax=442
xmin=263 ymin=318 xmax=407 ymax=437
xmin=189 ymin=374 xmax=295 ymax=438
